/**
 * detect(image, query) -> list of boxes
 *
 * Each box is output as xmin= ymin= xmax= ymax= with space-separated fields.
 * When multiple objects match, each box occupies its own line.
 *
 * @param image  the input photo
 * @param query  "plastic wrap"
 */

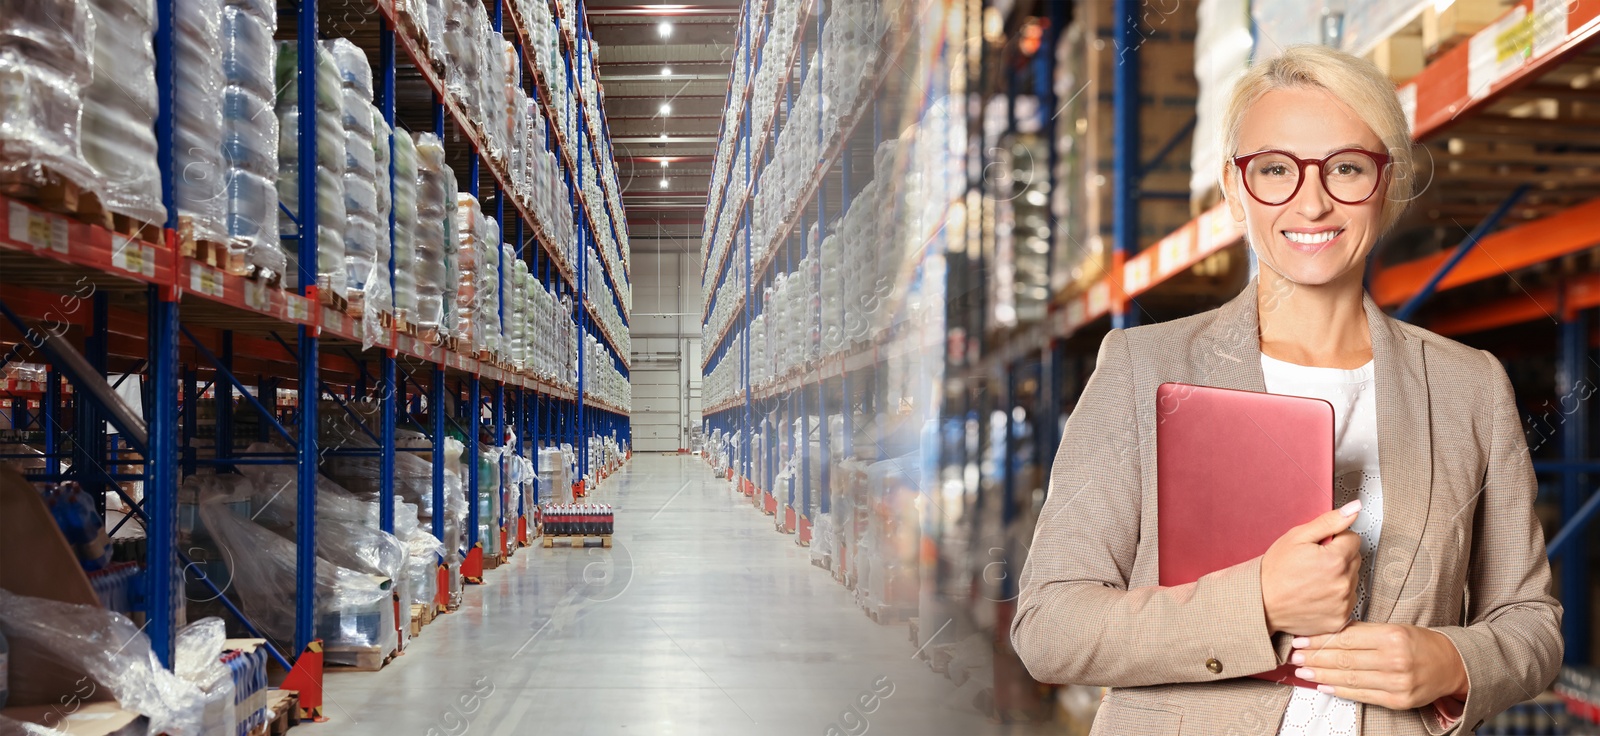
xmin=414 ymin=132 xmax=452 ymax=333
xmin=0 ymin=588 xmax=204 ymax=736
xmin=219 ymin=4 xmax=280 ymax=275
xmin=172 ymin=0 xmax=226 ymax=243
xmin=363 ymin=108 xmax=394 ymax=350
xmin=174 ymin=618 xmax=236 ymax=736
xmin=0 ymin=47 xmax=97 ymax=193
xmin=392 ymin=129 xmax=419 ymax=323
xmin=196 ymin=488 xmax=393 ymax=654
xmin=81 ymin=0 xmax=164 ymax=224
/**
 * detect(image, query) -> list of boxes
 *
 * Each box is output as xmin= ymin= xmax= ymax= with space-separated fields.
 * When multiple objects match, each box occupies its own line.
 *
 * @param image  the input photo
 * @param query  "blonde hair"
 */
xmin=1220 ymin=45 xmax=1416 ymax=232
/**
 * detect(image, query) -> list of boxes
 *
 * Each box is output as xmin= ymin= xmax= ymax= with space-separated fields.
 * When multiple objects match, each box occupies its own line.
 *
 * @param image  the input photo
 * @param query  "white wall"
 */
xmin=629 ymin=250 xmax=703 ymax=451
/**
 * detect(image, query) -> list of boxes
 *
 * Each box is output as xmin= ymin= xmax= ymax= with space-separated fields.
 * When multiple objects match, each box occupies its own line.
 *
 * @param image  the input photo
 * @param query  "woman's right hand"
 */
xmin=1261 ymin=499 xmax=1364 ymax=636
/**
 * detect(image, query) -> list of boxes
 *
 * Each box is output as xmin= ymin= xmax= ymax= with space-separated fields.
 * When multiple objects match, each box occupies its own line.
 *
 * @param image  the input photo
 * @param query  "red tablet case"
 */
xmin=1155 ymin=382 xmax=1334 ymax=690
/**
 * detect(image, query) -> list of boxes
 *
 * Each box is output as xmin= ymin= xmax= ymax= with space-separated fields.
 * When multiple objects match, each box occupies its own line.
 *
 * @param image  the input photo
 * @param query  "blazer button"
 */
xmin=1206 ymin=658 xmax=1223 ymax=674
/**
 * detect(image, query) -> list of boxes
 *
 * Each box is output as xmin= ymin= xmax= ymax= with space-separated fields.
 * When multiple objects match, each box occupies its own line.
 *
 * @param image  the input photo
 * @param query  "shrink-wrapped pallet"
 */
xmin=325 ymin=38 xmax=377 ymax=309
xmin=362 ymin=107 xmax=393 ymax=349
xmin=392 ymin=130 xmax=419 ymax=324
xmin=220 ymin=4 xmax=281 ymax=277
xmin=0 ymin=0 xmax=97 ymax=194
xmin=81 ymin=0 xmax=164 ymax=228
xmin=414 ymin=132 xmax=452 ymax=334
xmin=172 ymin=0 xmax=227 ymax=244
xmin=274 ymin=41 xmax=347 ymax=297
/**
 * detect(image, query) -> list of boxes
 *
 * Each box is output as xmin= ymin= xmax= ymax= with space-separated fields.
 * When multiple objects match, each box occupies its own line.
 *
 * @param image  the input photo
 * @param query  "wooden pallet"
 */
xmin=395 ymin=314 xmax=420 ymax=337
xmin=866 ymin=603 xmax=913 ymax=626
xmin=106 ymin=211 xmax=163 ymax=245
xmin=267 ymin=690 xmax=300 ymax=736
xmin=0 ymin=171 xmax=123 ymax=232
xmin=408 ymin=603 xmax=434 ymax=636
xmin=318 ymin=288 xmax=350 ymax=315
xmin=325 ymin=645 xmax=396 ymax=672
xmin=543 ymin=534 xmax=611 ymax=548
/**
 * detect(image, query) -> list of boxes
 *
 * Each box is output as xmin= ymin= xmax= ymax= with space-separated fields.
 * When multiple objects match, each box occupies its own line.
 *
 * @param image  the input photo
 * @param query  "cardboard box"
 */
xmin=1 ymin=702 xmax=143 ymax=735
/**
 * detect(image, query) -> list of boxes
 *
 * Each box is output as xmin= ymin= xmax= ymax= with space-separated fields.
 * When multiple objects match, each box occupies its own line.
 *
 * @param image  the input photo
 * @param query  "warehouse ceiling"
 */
xmin=588 ymin=2 xmax=740 ymax=256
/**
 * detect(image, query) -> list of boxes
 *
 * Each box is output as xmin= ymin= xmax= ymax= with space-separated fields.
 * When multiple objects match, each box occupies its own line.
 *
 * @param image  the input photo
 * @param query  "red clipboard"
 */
xmin=1155 ymin=382 xmax=1334 ymax=689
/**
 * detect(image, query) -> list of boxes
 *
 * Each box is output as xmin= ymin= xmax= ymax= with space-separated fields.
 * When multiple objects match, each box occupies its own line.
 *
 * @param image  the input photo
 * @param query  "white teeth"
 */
xmin=1284 ymin=229 xmax=1340 ymax=245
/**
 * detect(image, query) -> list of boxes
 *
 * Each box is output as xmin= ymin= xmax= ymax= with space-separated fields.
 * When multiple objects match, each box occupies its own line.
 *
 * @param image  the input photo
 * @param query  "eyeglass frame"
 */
xmin=1230 ymin=148 xmax=1394 ymax=206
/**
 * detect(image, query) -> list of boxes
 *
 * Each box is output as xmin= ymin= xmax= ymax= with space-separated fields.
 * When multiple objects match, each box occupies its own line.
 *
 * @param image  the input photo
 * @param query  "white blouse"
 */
xmin=1260 ymin=353 xmax=1384 ymax=736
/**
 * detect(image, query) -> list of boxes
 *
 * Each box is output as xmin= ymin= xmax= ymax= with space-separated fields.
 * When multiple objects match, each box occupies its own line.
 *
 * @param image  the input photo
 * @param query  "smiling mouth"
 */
xmin=1282 ymin=228 xmax=1343 ymax=246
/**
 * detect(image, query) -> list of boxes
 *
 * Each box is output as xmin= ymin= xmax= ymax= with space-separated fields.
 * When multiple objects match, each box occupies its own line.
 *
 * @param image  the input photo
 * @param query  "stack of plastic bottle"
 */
xmin=274 ymin=40 xmax=347 ymax=296
xmin=540 ymin=504 xmax=613 ymax=536
xmin=509 ymin=260 xmax=530 ymax=371
xmin=326 ymin=39 xmax=379 ymax=310
xmin=173 ymin=0 xmax=227 ymax=249
xmin=222 ymin=643 xmax=269 ymax=736
xmin=392 ymin=131 xmax=420 ymax=326
xmin=219 ymin=0 xmax=280 ymax=277
xmin=81 ymin=0 xmax=166 ymax=232
xmin=413 ymin=132 xmax=453 ymax=335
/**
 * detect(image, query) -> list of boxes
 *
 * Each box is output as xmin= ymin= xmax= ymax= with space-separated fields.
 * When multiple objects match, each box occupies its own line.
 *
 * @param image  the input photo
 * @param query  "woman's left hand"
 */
xmin=1289 ymin=622 xmax=1469 ymax=710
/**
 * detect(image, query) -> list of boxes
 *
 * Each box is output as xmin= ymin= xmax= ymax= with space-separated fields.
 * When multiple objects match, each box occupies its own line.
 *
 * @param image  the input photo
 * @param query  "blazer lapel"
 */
xmin=1361 ymin=290 xmax=1433 ymax=624
xmin=1196 ymin=280 xmax=1434 ymax=623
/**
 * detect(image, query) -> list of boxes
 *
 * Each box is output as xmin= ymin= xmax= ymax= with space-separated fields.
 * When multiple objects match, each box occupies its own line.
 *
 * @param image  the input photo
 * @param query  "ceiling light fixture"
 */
xmin=659 ymin=178 xmax=670 ymax=189
xmin=660 ymin=103 xmax=672 ymax=115
xmin=660 ymin=159 xmax=669 ymax=168
xmin=658 ymin=21 xmax=673 ymax=38
xmin=659 ymin=133 xmax=668 ymax=140
xmin=660 ymin=67 xmax=672 ymax=76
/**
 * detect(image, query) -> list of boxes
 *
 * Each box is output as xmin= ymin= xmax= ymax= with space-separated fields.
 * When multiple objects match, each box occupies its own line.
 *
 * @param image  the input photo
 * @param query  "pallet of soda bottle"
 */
xmin=540 ymin=503 xmax=614 ymax=548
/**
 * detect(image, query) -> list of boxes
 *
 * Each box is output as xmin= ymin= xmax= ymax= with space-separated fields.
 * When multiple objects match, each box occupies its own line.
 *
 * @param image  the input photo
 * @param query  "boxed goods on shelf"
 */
xmin=0 ymin=0 xmax=98 ymax=197
xmin=454 ymin=193 xmax=503 ymax=355
xmin=81 ymin=0 xmax=165 ymax=229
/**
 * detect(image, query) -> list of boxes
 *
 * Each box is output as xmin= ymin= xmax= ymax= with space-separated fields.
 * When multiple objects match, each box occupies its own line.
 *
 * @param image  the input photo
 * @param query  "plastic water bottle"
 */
xmin=0 ymin=627 xmax=10 ymax=709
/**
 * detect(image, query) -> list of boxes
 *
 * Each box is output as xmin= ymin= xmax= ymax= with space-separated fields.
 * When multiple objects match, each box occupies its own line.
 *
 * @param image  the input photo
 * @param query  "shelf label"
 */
xmin=1087 ymin=281 xmax=1111 ymax=316
xmin=285 ymin=296 xmax=311 ymax=323
xmin=1468 ymin=0 xmax=1568 ymax=100
xmin=1123 ymin=256 xmax=1153 ymax=295
xmin=112 ymin=236 xmax=160 ymax=278
xmin=325 ymin=309 xmax=343 ymax=334
xmin=112 ymin=235 xmax=144 ymax=276
xmin=1156 ymin=228 xmax=1193 ymax=279
xmin=188 ymin=263 xmax=225 ymax=298
xmin=244 ymin=278 xmax=270 ymax=312
xmin=8 ymin=202 xmax=68 ymax=254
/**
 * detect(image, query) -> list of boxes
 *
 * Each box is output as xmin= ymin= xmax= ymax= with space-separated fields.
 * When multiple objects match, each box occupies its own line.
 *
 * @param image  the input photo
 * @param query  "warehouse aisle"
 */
xmin=321 ymin=454 xmax=1044 ymax=735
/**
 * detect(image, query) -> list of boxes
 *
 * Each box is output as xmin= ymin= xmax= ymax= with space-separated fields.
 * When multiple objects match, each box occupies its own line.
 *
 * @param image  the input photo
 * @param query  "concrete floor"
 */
xmin=320 ymin=454 xmax=1058 ymax=736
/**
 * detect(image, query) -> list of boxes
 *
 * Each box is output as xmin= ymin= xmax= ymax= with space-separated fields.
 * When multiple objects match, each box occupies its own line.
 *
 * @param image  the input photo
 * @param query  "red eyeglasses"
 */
xmin=1231 ymin=148 xmax=1393 ymax=206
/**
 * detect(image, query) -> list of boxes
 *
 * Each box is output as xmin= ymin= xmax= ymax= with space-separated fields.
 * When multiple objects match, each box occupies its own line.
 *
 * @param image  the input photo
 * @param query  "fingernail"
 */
xmin=1292 ymin=637 xmax=1310 ymax=648
xmin=1339 ymin=499 xmax=1362 ymax=517
xmin=1317 ymin=685 xmax=1335 ymax=695
xmin=1295 ymin=668 xmax=1315 ymax=680
xmin=1290 ymin=652 xmax=1305 ymax=665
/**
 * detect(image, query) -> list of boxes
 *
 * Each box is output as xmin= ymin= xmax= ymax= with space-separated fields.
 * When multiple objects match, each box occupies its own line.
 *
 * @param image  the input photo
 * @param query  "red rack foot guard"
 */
xmin=463 ymin=542 xmax=484 ymax=584
xmin=281 ymin=640 xmax=328 ymax=722
xmin=518 ymin=516 xmax=529 ymax=546
xmin=435 ymin=563 xmax=450 ymax=610
xmin=763 ymin=491 xmax=777 ymax=515
xmin=798 ymin=516 xmax=813 ymax=546
xmin=783 ymin=505 xmax=796 ymax=534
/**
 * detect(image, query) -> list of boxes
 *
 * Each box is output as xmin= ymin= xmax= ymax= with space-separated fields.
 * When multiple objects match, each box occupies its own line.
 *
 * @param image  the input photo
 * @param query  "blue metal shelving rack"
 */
xmin=697 ymin=0 xmax=917 ymax=541
xmin=0 ymin=0 xmax=631 ymax=679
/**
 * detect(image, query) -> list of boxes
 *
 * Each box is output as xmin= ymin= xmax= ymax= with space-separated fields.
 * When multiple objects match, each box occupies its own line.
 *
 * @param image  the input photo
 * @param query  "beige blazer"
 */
xmin=1012 ymin=278 xmax=1563 ymax=735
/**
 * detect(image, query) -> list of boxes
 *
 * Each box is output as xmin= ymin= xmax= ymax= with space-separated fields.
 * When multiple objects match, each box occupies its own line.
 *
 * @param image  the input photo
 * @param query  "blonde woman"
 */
xmin=1012 ymin=45 xmax=1562 ymax=735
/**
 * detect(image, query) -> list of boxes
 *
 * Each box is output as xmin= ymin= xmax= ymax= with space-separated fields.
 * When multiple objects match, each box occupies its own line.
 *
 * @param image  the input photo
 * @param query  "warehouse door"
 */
xmin=632 ymin=363 xmax=684 ymax=452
